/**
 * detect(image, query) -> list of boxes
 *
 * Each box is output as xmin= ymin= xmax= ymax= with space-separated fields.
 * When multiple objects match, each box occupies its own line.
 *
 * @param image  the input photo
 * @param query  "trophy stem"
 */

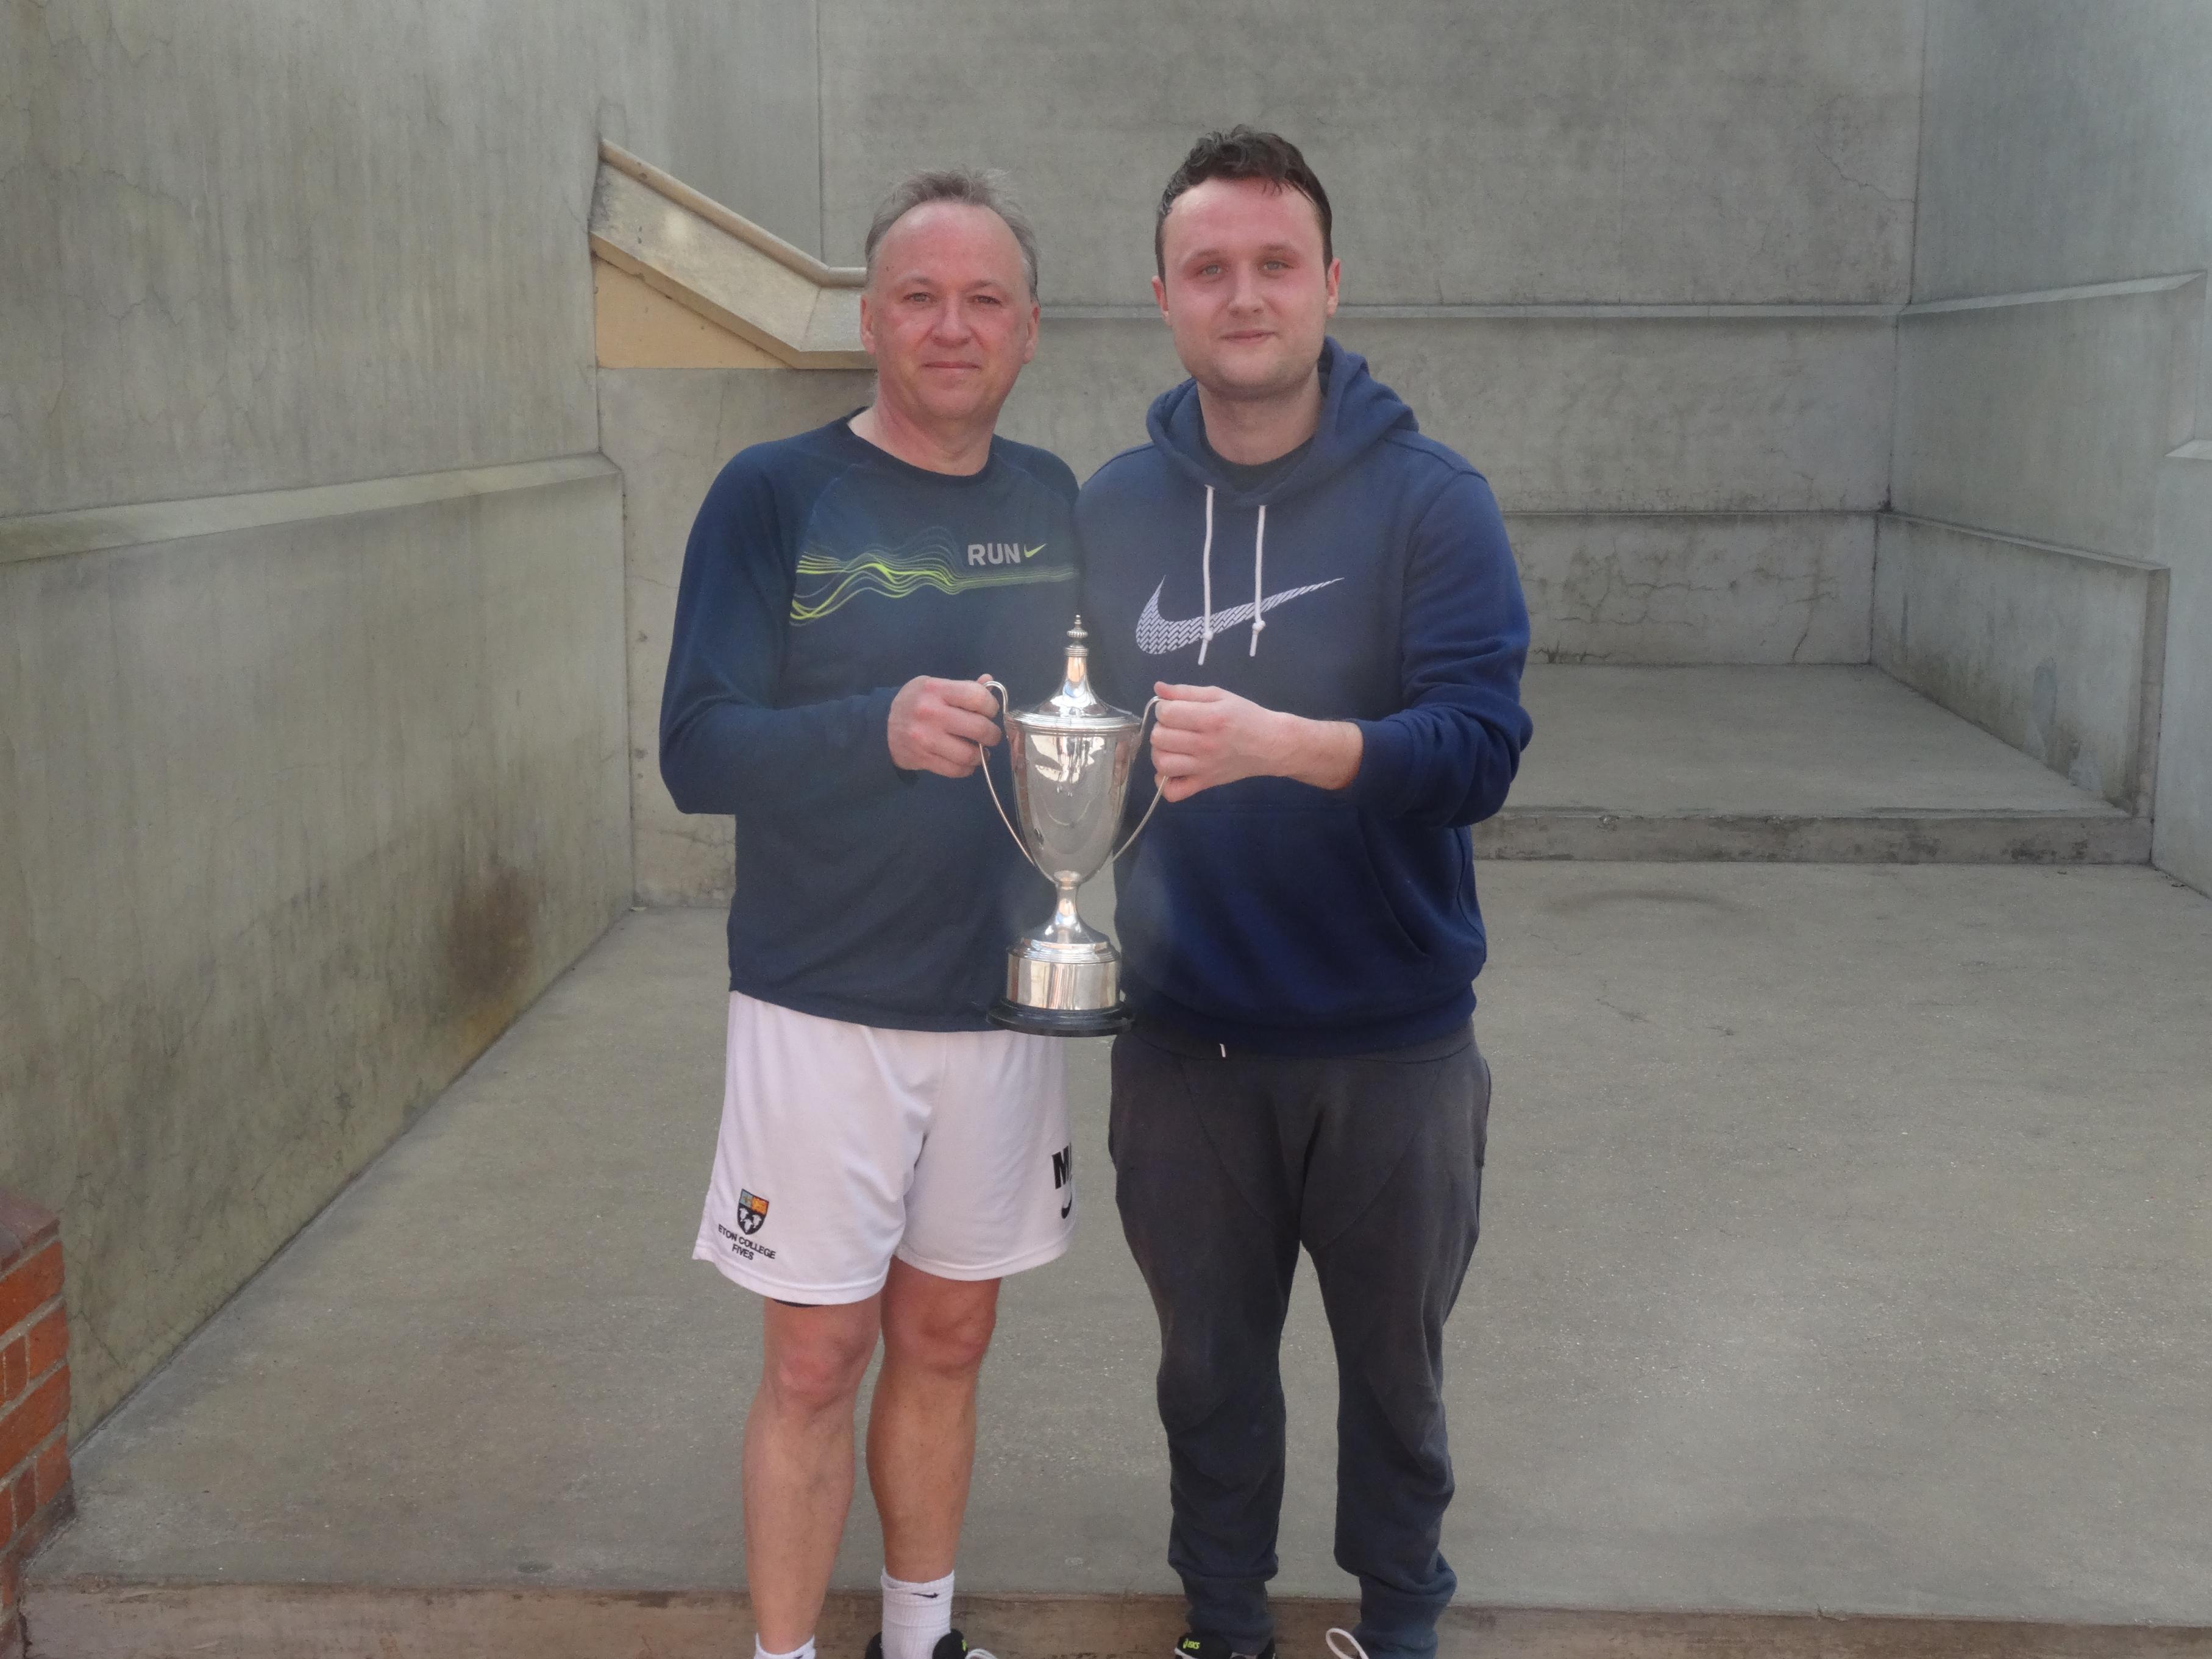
xmin=1050 ymin=879 xmax=1084 ymax=940
xmin=989 ymin=872 xmax=1130 ymax=1037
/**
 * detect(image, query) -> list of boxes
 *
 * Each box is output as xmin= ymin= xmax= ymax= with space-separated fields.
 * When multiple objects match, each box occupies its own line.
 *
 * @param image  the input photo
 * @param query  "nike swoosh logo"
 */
xmin=1135 ymin=577 xmax=1343 ymax=656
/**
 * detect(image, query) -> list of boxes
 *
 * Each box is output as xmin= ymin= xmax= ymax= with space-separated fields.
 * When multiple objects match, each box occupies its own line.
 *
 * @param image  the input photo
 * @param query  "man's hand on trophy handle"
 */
xmin=1152 ymin=682 xmax=1362 ymax=799
xmin=889 ymin=674 xmax=1003 ymax=778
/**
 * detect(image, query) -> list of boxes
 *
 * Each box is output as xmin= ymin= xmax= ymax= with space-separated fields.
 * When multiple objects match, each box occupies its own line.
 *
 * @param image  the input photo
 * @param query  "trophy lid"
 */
xmin=1009 ymin=618 xmax=1142 ymax=733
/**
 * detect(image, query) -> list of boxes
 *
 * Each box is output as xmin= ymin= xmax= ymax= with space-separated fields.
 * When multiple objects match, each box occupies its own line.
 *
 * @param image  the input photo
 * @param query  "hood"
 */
xmin=1143 ymin=336 xmax=1418 ymax=509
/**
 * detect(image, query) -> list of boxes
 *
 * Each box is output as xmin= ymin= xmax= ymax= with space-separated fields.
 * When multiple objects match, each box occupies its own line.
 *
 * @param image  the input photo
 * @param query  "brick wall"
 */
xmin=0 ymin=1190 xmax=71 ymax=1659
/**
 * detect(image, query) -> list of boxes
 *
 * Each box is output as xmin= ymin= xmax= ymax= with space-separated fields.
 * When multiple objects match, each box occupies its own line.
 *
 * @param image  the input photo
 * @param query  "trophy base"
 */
xmin=994 ymin=929 xmax=1128 ymax=1038
xmin=987 ymin=997 xmax=1134 ymax=1038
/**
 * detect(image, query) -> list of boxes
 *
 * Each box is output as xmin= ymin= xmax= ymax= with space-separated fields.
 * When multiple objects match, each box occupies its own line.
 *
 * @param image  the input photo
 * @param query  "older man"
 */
xmin=661 ymin=171 xmax=1077 ymax=1659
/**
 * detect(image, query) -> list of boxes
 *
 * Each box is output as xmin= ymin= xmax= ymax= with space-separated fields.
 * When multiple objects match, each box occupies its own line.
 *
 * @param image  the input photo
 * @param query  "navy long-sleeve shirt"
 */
xmin=660 ymin=415 xmax=1079 ymax=1029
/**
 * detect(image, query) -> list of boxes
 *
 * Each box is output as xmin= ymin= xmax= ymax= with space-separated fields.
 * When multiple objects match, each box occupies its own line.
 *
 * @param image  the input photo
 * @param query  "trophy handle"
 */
xmin=1109 ymin=696 xmax=1166 ymax=862
xmin=976 ymin=678 xmax=1040 ymax=872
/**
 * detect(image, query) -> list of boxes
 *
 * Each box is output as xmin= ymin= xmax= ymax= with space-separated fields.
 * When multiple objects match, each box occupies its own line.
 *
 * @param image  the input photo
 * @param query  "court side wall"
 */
xmin=0 ymin=1 xmax=820 ymax=1430
xmin=1896 ymin=1 xmax=2212 ymax=887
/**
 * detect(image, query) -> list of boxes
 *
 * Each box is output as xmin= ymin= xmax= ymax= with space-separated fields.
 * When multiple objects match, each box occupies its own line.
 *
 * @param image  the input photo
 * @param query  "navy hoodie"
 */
xmin=1078 ymin=339 xmax=1532 ymax=1055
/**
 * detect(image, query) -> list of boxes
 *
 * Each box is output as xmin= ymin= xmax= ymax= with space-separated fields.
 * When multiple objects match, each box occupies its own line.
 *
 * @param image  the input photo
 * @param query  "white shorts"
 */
xmin=692 ymin=992 xmax=1075 ymax=1304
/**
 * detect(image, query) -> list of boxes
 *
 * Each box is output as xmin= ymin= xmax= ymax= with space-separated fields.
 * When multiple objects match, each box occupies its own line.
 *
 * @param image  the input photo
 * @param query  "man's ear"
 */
xmin=1023 ymin=300 xmax=1040 ymax=365
xmin=858 ymin=290 xmax=877 ymax=353
xmin=1151 ymin=273 xmax=1170 ymax=324
xmin=1323 ymin=258 xmax=1341 ymax=318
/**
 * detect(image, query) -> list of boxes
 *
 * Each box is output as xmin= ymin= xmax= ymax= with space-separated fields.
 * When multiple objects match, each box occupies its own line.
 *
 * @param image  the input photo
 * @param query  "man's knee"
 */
xmin=761 ymin=1309 xmax=877 ymax=1416
xmin=881 ymin=1273 xmax=999 ymax=1379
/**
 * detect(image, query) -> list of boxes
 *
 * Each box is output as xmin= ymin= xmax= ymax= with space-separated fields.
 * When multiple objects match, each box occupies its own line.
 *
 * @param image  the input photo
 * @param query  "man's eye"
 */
xmin=972 ymin=294 xmax=1001 ymax=307
xmin=1197 ymin=263 xmax=1222 ymax=278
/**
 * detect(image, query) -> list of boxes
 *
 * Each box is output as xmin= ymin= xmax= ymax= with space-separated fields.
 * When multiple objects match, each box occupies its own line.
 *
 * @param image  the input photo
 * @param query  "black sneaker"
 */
xmin=865 ymin=1633 xmax=997 ymax=1659
xmin=1176 ymin=1634 xmax=1278 ymax=1659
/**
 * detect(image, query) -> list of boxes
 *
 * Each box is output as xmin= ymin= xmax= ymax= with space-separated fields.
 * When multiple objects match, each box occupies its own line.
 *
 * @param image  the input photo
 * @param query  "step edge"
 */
xmin=24 ymin=1578 xmax=2212 ymax=1659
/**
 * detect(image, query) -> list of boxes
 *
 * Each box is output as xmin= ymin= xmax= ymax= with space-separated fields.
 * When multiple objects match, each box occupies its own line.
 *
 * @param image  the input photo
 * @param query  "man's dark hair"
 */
xmin=1154 ymin=126 xmax=1333 ymax=277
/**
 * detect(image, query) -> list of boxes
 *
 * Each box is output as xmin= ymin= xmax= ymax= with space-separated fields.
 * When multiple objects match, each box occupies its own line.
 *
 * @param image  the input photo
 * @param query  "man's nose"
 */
xmin=930 ymin=299 xmax=973 ymax=341
xmin=1226 ymin=265 xmax=1264 ymax=311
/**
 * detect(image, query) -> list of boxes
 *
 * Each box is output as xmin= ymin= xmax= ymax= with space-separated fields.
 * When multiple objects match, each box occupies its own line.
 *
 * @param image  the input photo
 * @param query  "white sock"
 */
xmin=880 ymin=1568 xmax=955 ymax=1659
xmin=757 ymin=1638 xmax=815 ymax=1659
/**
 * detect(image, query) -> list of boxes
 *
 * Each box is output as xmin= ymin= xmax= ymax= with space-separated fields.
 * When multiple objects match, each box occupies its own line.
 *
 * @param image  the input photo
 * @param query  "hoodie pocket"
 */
xmin=1117 ymin=802 xmax=1472 ymax=1025
xmin=1357 ymin=814 xmax=1482 ymax=960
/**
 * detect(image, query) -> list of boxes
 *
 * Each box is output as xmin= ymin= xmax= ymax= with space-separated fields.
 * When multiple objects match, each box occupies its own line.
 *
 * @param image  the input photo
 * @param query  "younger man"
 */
xmin=1079 ymin=129 xmax=1534 ymax=1659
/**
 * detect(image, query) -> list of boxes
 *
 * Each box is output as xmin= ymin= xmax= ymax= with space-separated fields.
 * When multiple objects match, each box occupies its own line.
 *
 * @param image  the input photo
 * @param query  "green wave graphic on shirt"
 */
xmin=789 ymin=534 xmax=1071 ymax=623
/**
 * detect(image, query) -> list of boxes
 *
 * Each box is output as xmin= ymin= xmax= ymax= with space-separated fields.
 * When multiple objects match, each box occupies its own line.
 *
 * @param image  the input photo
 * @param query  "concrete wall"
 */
xmin=0 ymin=1 xmax=822 ymax=1429
xmin=0 ymin=467 xmax=630 ymax=1429
xmin=0 ymin=1 xmax=821 ymax=519
xmin=1898 ymin=1 xmax=2212 ymax=887
xmin=2152 ymin=452 xmax=2212 ymax=887
xmin=820 ymin=1 xmax=1921 ymax=307
xmin=816 ymin=0 xmax=1922 ymax=665
xmin=1892 ymin=279 xmax=2203 ymax=560
xmin=1873 ymin=518 xmax=2166 ymax=810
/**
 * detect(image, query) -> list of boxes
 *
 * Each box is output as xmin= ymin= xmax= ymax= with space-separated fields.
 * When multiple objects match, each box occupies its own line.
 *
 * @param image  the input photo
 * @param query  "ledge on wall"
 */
xmin=1873 ymin=514 xmax=2168 ymax=815
xmin=589 ymin=141 xmax=870 ymax=371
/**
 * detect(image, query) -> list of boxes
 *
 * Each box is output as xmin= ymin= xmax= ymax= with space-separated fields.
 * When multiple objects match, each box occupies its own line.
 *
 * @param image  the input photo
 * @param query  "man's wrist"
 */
xmin=1275 ymin=711 xmax=1362 ymax=791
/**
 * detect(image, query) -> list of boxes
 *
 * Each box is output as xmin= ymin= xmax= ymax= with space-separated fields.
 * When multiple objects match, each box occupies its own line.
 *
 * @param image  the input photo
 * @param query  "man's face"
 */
xmin=861 ymin=202 xmax=1039 ymax=433
xmin=1153 ymin=176 xmax=1340 ymax=402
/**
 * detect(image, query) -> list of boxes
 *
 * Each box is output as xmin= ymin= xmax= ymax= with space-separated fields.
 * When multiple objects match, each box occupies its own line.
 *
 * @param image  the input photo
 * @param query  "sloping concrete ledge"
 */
xmin=1479 ymin=808 xmax=2147 ymax=864
xmin=590 ymin=142 xmax=870 ymax=369
xmin=1873 ymin=515 xmax=2167 ymax=811
xmin=1891 ymin=274 xmax=2205 ymax=560
xmin=23 ymin=1584 xmax=2212 ymax=1659
xmin=0 ymin=456 xmax=616 ymax=568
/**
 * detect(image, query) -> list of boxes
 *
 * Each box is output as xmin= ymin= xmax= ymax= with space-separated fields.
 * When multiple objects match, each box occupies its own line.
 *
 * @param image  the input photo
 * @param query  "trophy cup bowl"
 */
xmin=980 ymin=619 xmax=1161 ymax=1037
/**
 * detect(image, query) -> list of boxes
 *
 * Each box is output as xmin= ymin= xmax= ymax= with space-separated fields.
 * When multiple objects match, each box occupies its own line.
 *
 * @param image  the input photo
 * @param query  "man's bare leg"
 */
xmin=868 ymin=1259 xmax=1001 ymax=1580
xmin=747 ymin=1296 xmax=885 ymax=1650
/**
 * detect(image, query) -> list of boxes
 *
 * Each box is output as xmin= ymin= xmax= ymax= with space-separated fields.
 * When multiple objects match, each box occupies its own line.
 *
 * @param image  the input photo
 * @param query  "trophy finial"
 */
xmin=1069 ymin=616 xmax=1088 ymax=644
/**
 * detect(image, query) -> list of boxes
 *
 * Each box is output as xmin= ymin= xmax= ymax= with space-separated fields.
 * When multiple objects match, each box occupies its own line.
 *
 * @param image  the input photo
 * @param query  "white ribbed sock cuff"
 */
xmin=880 ymin=1568 xmax=955 ymax=1659
xmin=757 ymin=1639 xmax=816 ymax=1659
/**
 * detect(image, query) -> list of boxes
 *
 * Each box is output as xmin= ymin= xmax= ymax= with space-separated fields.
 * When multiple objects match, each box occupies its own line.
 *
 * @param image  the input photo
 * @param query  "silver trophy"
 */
xmin=980 ymin=619 xmax=1161 ymax=1037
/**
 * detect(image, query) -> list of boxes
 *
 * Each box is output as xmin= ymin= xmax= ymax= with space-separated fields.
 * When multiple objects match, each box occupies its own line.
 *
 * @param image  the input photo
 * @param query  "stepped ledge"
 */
xmin=589 ymin=140 xmax=871 ymax=369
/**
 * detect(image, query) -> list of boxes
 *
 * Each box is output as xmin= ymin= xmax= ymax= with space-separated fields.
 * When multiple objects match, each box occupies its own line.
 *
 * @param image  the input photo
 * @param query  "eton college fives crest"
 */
xmin=717 ymin=1188 xmax=777 ymax=1264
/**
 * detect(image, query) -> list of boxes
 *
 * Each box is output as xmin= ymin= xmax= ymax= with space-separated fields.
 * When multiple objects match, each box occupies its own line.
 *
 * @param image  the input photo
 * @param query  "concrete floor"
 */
xmin=37 ymin=867 xmax=2212 ymax=1621
xmin=1510 ymin=666 xmax=2121 ymax=814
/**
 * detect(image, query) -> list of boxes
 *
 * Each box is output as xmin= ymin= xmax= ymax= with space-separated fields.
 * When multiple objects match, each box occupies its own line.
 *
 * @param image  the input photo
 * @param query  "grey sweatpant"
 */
xmin=1108 ymin=1022 xmax=1490 ymax=1659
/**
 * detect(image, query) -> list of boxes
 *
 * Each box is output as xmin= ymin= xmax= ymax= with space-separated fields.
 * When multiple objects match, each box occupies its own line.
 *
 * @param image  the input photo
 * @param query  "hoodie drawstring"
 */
xmin=1196 ymin=484 xmax=1273 ymax=663
xmin=1249 ymin=504 xmax=1268 ymax=656
xmin=1198 ymin=485 xmax=1216 ymax=666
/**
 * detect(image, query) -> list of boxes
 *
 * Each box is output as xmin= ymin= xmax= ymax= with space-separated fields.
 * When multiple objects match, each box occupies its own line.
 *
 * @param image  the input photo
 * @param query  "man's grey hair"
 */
xmin=863 ymin=168 xmax=1040 ymax=301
